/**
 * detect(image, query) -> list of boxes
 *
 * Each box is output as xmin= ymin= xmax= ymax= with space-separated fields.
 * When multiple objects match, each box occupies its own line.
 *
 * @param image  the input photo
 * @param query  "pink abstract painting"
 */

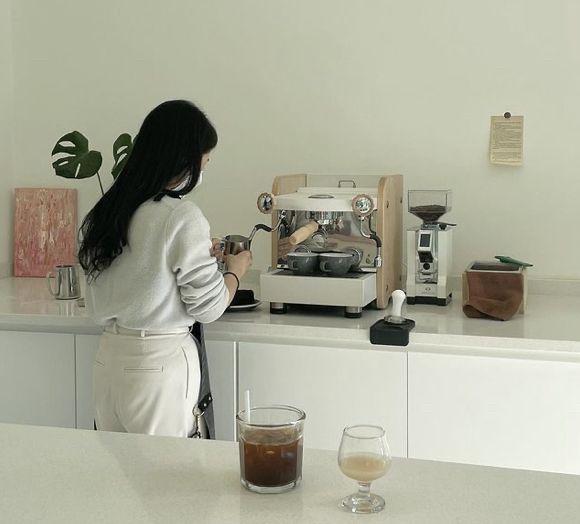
xmin=14 ymin=188 xmax=78 ymax=277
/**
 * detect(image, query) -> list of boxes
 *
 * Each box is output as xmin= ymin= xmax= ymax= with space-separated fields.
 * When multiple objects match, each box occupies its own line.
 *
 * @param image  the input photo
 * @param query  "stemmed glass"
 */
xmin=337 ymin=425 xmax=392 ymax=514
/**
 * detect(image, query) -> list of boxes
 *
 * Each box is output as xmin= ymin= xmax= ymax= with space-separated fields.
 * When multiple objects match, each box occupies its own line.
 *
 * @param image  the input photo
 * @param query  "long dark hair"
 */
xmin=78 ymin=100 xmax=218 ymax=280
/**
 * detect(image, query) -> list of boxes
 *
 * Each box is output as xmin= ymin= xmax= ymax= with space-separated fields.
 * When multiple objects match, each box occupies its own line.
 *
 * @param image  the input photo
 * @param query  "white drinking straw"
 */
xmin=244 ymin=389 xmax=251 ymax=423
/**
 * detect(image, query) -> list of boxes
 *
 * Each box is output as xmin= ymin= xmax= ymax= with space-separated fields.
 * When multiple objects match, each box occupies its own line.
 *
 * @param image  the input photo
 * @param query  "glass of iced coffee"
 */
xmin=237 ymin=405 xmax=306 ymax=494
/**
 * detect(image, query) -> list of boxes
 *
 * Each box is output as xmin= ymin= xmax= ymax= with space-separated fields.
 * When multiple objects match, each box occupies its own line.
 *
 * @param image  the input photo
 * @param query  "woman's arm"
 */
xmin=222 ymin=251 xmax=252 ymax=305
xmin=166 ymin=203 xmax=234 ymax=323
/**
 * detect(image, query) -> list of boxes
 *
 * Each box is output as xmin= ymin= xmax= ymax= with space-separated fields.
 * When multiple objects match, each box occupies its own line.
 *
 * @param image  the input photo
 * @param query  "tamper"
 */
xmin=386 ymin=289 xmax=407 ymax=324
xmin=370 ymin=289 xmax=416 ymax=346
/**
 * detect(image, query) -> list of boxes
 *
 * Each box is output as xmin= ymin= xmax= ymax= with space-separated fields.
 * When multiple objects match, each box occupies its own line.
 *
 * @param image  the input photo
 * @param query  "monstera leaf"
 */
xmin=51 ymin=131 xmax=103 ymax=179
xmin=111 ymin=133 xmax=133 ymax=180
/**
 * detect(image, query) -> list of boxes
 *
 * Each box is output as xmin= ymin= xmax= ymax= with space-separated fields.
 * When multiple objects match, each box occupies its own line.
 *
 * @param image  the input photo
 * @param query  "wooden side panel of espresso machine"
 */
xmin=376 ymin=175 xmax=403 ymax=309
xmin=271 ymin=174 xmax=307 ymax=269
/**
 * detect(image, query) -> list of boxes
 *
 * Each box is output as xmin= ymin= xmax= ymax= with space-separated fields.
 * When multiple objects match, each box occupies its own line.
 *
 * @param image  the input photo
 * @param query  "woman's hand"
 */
xmin=211 ymin=238 xmax=223 ymax=259
xmin=223 ymin=251 xmax=252 ymax=304
xmin=226 ymin=250 xmax=252 ymax=279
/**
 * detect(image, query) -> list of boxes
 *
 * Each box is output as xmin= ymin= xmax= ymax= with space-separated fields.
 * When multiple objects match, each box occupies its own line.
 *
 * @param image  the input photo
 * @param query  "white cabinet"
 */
xmin=75 ymin=335 xmax=101 ymax=429
xmin=74 ymin=334 xmax=237 ymax=440
xmin=205 ymin=339 xmax=237 ymax=441
xmin=408 ymin=351 xmax=580 ymax=474
xmin=0 ymin=331 xmax=75 ymax=428
xmin=238 ymin=341 xmax=407 ymax=455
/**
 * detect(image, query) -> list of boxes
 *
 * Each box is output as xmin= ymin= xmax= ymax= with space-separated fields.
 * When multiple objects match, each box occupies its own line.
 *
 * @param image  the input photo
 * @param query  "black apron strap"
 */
xmin=189 ymin=323 xmax=215 ymax=439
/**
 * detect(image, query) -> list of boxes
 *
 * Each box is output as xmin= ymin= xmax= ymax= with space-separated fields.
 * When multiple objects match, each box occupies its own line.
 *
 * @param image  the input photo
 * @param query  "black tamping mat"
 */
xmin=370 ymin=317 xmax=415 ymax=347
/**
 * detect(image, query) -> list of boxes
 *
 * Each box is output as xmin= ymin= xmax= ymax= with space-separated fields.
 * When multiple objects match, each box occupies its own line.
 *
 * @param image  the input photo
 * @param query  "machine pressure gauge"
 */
xmin=257 ymin=192 xmax=275 ymax=214
xmin=351 ymin=194 xmax=374 ymax=218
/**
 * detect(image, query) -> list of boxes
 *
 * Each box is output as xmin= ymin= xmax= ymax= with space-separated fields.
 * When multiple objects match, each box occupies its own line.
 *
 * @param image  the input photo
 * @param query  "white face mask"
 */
xmin=195 ymin=170 xmax=203 ymax=189
xmin=172 ymin=171 xmax=203 ymax=192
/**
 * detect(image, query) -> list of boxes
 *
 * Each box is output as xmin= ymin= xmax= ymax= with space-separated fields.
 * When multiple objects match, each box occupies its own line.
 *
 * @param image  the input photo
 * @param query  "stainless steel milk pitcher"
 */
xmin=46 ymin=264 xmax=81 ymax=300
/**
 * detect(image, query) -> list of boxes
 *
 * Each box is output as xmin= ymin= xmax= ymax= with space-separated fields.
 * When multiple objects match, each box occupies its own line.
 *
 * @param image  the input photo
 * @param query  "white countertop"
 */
xmin=1 ymin=423 xmax=579 ymax=524
xmin=1 ymin=277 xmax=580 ymax=358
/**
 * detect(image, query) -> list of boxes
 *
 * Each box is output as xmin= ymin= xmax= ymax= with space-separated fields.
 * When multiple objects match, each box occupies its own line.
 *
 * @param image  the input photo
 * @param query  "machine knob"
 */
xmin=423 ymin=263 xmax=430 ymax=270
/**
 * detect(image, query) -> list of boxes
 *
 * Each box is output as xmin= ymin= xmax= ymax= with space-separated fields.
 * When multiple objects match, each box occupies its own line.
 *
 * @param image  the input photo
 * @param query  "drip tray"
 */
xmin=276 ymin=269 xmax=368 ymax=279
xmin=260 ymin=270 xmax=377 ymax=308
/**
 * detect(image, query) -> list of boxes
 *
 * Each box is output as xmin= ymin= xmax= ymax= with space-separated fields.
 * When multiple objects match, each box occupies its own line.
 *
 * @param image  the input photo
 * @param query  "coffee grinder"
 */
xmin=405 ymin=190 xmax=454 ymax=306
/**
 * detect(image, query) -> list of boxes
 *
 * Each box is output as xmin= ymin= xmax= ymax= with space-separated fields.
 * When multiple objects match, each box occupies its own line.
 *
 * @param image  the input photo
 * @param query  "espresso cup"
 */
xmin=287 ymin=252 xmax=319 ymax=275
xmin=319 ymin=252 xmax=353 ymax=277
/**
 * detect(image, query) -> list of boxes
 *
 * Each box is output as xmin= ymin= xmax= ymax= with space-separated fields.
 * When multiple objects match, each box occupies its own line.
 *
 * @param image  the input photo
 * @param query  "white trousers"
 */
xmin=93 ymin=328 xmax=201 ymax=438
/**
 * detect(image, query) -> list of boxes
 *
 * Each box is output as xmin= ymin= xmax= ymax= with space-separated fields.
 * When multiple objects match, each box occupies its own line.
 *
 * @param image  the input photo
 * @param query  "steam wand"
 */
xmin=357 ymin=216 xmax=383 ymax=268
xmin=248 ymin=211 xmax=287 ymax=242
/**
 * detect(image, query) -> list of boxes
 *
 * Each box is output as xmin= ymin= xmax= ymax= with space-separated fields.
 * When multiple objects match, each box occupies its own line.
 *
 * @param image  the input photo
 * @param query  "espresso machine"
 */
xmin=257 ymin=174 xmax=403 ymax=318
xmin=405 ymin=190 xmax=454 ymax=306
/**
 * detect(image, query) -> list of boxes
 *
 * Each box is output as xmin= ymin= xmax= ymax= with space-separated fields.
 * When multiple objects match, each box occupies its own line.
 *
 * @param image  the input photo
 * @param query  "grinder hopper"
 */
xmin=408 ymin=190 xmax=452 ymax=224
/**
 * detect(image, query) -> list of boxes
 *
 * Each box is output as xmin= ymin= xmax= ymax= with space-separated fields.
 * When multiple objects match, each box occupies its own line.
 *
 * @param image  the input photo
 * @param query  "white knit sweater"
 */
xmin=86 ymin=197 xmax=229 ymax=330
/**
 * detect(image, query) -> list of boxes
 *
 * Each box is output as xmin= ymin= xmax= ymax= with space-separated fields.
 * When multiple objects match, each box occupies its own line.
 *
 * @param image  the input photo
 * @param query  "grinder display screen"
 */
xmin=419 ymin=234 xmax=430 ymax=248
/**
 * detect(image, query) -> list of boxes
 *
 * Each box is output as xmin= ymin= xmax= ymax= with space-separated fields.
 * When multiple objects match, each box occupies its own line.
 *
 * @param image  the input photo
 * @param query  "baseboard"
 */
xmin=526 ymin=278 xmax=580 ymax=297
xmin=0 ymin=261 xmax=11 ymax=278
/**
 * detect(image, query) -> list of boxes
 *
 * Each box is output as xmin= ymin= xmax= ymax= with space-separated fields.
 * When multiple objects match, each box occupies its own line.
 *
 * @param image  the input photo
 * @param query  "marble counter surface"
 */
xmin=1 ymin=423 xmax=579 ymax=524
xmin=1 ymin=277 xmax=580 ymax=357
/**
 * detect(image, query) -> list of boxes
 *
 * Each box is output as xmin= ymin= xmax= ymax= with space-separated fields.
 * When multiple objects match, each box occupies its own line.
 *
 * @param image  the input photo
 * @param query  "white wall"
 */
xmin=9 ymin=1 xmax=580 ymax=279
xmin=0 ymin=0 xmax=13 ymax=277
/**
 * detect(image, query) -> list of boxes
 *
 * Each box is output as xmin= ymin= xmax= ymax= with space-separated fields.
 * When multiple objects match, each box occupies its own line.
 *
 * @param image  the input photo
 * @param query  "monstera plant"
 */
xmin=51 ymin=131 xmax=133 ymax=195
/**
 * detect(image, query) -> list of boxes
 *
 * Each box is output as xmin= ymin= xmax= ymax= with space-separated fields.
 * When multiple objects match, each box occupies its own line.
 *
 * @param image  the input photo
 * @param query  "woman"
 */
xmin=79 ymin=100 xmax=251 ymax=438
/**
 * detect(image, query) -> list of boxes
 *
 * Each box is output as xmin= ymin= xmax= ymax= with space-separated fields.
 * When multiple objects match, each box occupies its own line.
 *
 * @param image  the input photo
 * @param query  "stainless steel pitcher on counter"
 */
xmin=46 ymin=264 xmax=81 ymax=300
